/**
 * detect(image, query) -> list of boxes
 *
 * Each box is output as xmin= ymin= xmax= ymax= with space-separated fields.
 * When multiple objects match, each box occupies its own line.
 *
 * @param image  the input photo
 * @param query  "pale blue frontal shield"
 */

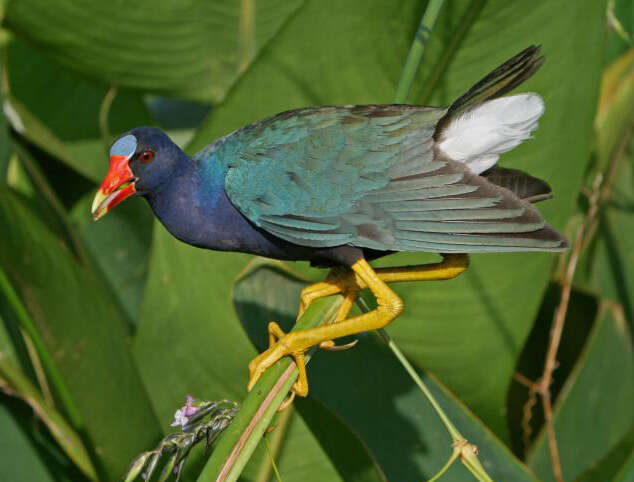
xmin=110 ymin=134 xmax=137 ymax=159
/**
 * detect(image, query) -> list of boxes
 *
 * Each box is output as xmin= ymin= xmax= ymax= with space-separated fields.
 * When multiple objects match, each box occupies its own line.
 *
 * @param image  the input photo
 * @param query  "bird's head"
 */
xmin=91 ymin=127 xmax=183 ymax=220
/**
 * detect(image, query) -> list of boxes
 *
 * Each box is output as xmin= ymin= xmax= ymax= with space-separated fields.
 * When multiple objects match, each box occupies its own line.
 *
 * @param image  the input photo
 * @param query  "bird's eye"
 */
xmin=140 ymin=150 xmax=155 ymax=163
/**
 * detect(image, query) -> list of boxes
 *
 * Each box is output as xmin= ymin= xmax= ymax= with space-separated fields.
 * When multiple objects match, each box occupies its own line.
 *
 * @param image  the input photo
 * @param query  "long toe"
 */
xmin=319 ymin=339 xmax=358 ymax=351
xmin=247 ymin=356 xmax=266 ymax=391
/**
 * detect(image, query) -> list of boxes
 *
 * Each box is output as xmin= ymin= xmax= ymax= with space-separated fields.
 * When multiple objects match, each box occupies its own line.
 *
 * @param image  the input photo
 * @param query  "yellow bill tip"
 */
xmin=91 ymin=190 xmax=108 ymax=221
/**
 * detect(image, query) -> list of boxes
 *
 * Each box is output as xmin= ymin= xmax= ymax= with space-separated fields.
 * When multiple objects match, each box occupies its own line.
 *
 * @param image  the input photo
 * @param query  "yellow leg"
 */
xmin=297 ymin=267 xmax=352 ymax=318
xmin=297 ymin=253 xmax=469 ymax=350
xmin=298 ymin=254 xmax=469 ymax=316
xmin=247 ymin=258 xmax=400 ymax=395
xmin=247 ymin=254 xmax=469 ymax=397
xmin=298 ymin=267 xmax=359 ymax=351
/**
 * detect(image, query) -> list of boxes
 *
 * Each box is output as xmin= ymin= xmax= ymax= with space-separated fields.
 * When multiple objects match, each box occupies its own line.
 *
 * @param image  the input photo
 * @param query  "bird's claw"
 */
xmin=247 ymin=355 xmax=267 ymax=391
xmin=247 ymin=322 xmax=310 ymax=408
xmin=247 ymin=321 xmax=286 ymax=391
xmin=319 ymin=339 xmax=359 ymax=351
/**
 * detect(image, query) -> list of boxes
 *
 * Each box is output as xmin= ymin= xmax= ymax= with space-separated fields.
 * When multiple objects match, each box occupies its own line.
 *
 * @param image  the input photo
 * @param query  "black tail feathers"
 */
xmin=436 ymin=45 xmax=544 ymax=136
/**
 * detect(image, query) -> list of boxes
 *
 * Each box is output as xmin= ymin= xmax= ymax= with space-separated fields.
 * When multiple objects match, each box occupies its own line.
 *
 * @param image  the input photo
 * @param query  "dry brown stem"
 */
xmin=515 ymin=121 xmax=632 ymax=481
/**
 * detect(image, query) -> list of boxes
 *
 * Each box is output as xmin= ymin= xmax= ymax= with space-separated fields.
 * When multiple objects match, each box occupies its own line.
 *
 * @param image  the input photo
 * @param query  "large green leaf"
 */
xmin=273 ymin=412 xmax=343 ymax=481
xmin=186 ymin=0 xmax=607 ymax=438
xmin=606 ymin=0 xmax=634 ymax=64
xmin=4 ymin=0 xmax=303 ymax=103
xmin=594 ymin=48 xmax=634 ymax=173
xmin=576 ymin=427 xmax=634 ymax=482
xmin=590 ymin=138 xmax=634 ymax=329
xmin=292 ymin=397 xmax=386 ymax=482
xmin=0 ymin=403 xmax=54 ymax=482
xmin=616 ymin=450 xmax=634 ymax=482
xmin=4 ymin=38 xmax=157 ymax=326
xmin=233 ymin=261 xmax=536 ymax=481
xmin=6 ymin=39 xmax=154 ymax=183
xmin=0 ymin=189 xmax=161 ymax=479
xmin=238 ymin=401 xmax=385 ymax=482
xmin=527 ymin=305 xmax=634 ymax=481
xmin=133 ymin=225 xmax=253 ymax=411
xmin=580 ymin=49 xmax=634 ymax=330
xmin=70 ymin=192 xmax=154 ymax=326
xmin=274 ymin=406 xmax=384 ymax=482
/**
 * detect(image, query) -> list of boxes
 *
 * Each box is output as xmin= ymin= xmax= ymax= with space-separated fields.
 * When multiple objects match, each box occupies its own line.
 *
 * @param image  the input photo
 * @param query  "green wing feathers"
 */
xmin=222 ymin=105 xmax=444 ymax=247
xmin=220 ymin=102 xmax=566 ymax=253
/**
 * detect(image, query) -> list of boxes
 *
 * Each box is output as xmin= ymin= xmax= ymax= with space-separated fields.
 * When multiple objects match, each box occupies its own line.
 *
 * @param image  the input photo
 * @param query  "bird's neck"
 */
xmin=143 ymin=151 xmax=247 ymax=251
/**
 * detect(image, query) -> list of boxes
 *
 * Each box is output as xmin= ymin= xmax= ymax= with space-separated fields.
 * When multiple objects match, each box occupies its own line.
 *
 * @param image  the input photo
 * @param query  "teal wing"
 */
xmin=212 ymin=105 xmax=565 ymax=253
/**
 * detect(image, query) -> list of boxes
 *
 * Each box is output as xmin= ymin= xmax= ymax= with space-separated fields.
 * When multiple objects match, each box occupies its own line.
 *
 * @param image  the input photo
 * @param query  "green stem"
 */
xmin=607 ymin=0 xmax=633 ymax=46
xmin=393 ymin=0 xmax=445 ymax=103
xmin=417 ymin=0 xmax=486 ymax=105
xmin=255 ymin=402 xmax=292 ymax=482
xmin=427 ymin=448 xmax=460 ymax=482
xmin=99 ymin=85 xmax=117 ymax=152
xmin=0 ymin=266 xmax=84 ymax=430
xmin=390 ymin=3 xmax=493 ymax=480
xmin=460 ymin=446 xmax=493 ymax=482
xmin=197 ymin=297 xmax=342 ymax=482
xmin=264 ymin=437 xmax=283 ymax=482
xmin=358 ymin=297 xmax=492 ymax=482
xmin=379 ymin=328 xmax=463 ymax=441
xmin=356 ymin=297 xmax=463 ymax=442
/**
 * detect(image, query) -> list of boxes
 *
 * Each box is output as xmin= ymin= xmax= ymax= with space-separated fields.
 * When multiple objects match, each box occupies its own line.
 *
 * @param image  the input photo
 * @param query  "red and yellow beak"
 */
xmin=91 ymin=154 xmax=137 ymax=220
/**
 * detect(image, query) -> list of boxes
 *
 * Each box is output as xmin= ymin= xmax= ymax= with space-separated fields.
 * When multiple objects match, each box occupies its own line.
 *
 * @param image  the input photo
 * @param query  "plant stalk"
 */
xmin=378 ymin=327 xmax=462 ymax=441
xmin=99 ymin=85 xmax=117 ymax=151
xmin=394 ymin=0 xmax=445 ymax=103
xmin=356 ymin=299 xmax=492 ymax=482
xmin=197 ymin=297 xmax=342 ymax=482
xmin=427 ymin=448 xmax=460 ymax=482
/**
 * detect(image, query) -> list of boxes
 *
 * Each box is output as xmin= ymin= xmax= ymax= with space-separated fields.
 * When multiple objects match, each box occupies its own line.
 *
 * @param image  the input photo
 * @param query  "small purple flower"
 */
xmin=171 ymin=395 xmax=201 ymax=428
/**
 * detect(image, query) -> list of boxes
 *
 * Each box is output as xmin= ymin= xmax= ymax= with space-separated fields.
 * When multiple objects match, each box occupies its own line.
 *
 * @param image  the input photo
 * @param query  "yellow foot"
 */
xmin=247 ymin=322 xmax=309 ymax=397
xmin=246 ymin=254 xmax=470 ymax=404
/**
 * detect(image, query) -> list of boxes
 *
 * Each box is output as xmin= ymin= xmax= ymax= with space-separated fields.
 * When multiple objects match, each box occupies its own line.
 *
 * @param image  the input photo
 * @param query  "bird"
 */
xmin=92 ymin=45 xmax=566 ymax=400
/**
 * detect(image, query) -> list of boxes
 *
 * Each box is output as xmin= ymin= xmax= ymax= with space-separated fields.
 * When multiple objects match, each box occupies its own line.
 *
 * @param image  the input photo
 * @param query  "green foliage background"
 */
xmin=0 ymin=0 xmax=632 ymax=480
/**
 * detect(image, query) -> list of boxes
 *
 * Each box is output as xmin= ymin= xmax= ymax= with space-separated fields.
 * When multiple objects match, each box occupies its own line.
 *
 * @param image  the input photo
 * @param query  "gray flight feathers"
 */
xmin=245 ymin=149 xmax=567 ymax=253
